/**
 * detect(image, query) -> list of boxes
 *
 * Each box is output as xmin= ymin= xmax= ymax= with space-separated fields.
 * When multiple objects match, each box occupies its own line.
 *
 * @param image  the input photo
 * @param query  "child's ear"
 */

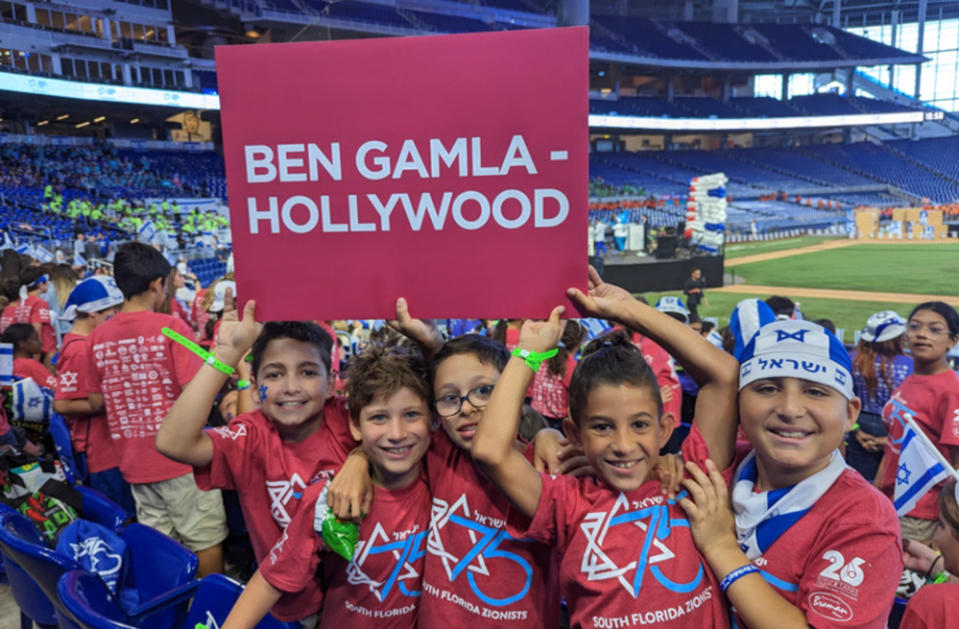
xmin=562 ymin=417 xmax=582 ymax=447
xmin=348 ymin=419 xmax=362 ymax=442
xmin=656 ymin=412 xmax=677 ymax=450
xmin=845 ymin=396 xmax=862 ymax=432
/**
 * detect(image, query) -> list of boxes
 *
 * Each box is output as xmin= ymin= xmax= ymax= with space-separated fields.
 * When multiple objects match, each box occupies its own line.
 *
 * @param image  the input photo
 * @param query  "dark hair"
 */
xmin=20 ymin=266 xmax=46 ymax=288
xmin=701 ymin=321 xmax=716 ymax=335
xmin=909 ymin=301 xmax=959 ymax=339
xmin=813 ymin=318 xmax=836 ymax=336
xmin=852 ymin=336 xmax=905 ymax=399
xmin=113 ymin=242 xmax=171 ymax=300
xmin=1 ymin=323 xmax=38 ymax=348
xmin=519 ymin=404 xmax=548 ymax=442
xmin=939 ymin=479 xmax=959 ymax=541
xmin=765 ymin=296 xmax=795 ymax=318
xmin=547 ymin=320 xmax=586 ymax=377
xmin=345 ymin=342 xmax=430 ymax=423
xmin=251 ymin=321 xmax=333 ymax=377
xmin=430 ymin=334 xmax=509 ymax=382
xmin=0 ymin=249 xmax=21 ymax=281
xmin=569 ymin=329 xmax=662 ymax=424
xmin=0 ymin=277 xmax=21 ymax=302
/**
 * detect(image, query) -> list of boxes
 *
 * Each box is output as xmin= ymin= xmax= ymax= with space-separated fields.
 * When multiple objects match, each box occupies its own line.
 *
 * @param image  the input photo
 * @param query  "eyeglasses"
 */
xmin=434 ymin=384 xmax=495 ymax=417
xmin=907 ymin=321 xmax=951 ymax=337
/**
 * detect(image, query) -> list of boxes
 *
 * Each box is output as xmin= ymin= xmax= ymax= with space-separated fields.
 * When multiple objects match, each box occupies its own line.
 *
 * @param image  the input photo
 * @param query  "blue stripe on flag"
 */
xmin=894 ymin=463 xmax=947 ymax=512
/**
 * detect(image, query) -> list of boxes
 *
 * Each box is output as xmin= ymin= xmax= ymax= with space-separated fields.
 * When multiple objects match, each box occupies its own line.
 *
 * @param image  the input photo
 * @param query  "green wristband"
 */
xmin=162 ymin=327 xmax=236 ymax=376
xmin=237 ymin=379 xmax=251 ymax=390
xmin=932 ymin=571 xmax=950 ymax=584
xmin=511 ymin=347 xmax=559 ymax=372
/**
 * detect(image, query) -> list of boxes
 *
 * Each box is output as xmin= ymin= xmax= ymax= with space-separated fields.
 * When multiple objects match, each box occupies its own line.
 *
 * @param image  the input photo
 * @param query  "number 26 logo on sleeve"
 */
xmin=819 ymin=550 xmax=865 ymax=586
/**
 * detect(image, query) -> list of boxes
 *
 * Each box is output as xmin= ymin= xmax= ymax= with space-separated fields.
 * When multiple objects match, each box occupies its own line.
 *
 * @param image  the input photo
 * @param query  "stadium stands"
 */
xmin=590 ymin=95 xmax=921 ymax=119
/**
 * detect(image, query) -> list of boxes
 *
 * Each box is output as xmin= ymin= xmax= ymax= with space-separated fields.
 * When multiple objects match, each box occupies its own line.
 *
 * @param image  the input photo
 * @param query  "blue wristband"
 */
xmin=719 ymin=564 xmax=759 ymax=594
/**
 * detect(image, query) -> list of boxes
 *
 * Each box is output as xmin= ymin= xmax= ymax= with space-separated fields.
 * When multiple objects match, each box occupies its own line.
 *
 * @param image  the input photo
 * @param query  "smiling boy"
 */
xmin=222 ymin=341 xmax=432 ymax=629
xmin=157 ymin=301 xmax=357 ymax=624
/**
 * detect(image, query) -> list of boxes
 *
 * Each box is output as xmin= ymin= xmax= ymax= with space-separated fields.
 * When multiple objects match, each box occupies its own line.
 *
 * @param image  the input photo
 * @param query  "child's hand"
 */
xmin=517 ymin=306 xmax=566 ymax=354
xmin=387 ymin=297 xmax=444 ymax=356
xmin=678 ymin=460 xmax=739 ymax=559
xmin=215 ymin=300 xmax=262 ymax=365
xmin=654 ymin=452 xmax=685 ymax=498
xmin=566 ymin=266 xmax=633 ymax=320
xmin=903 ymin=538 xmax=941 ymax=575
xmin=327 ymin=451 xmax=374 ymax=523
xmin=556 ymin=437 xmax=594 ymax=477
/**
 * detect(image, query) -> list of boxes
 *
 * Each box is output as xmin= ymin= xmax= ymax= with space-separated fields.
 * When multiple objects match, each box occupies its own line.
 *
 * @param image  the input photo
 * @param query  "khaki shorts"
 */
xmin=130 ymin=472 xmax=228 ymax=552
xmin=900 ymin=515 xmax=938 ymax=544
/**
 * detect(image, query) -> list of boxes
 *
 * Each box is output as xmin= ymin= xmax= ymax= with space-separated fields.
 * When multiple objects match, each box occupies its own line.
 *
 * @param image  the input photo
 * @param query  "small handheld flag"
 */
xmin=893 ymin=413 xmax=958 ymax=516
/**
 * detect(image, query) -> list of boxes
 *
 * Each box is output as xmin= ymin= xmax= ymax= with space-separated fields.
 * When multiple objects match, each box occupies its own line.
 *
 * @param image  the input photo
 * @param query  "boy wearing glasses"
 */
xmin=333 ymin=334 xmax=562 ymax=627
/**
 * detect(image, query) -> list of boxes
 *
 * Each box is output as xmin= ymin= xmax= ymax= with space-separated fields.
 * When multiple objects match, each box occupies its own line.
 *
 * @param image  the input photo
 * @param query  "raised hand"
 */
xmin=216 ymin=300 xmax=262 ymax=365
xmin=517 ymin=306 xmax=566 ymax=354
xmin=387 ymin=297 xmax=444 ymax=357
xmin=566 ymin=266 xmax=633 ymax=320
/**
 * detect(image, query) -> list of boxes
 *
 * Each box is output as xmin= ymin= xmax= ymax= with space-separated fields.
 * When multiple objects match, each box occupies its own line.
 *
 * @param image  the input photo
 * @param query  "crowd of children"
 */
xmin=2 ymin=241 xmax=959 ymax=628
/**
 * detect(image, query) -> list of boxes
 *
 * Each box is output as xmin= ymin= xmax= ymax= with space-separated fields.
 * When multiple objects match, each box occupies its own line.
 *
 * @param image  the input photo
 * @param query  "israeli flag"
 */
xmin=893 ymin=414 xmax=953 ymax=516
xmin=0 ymin=343 xmax=12 ymax=386
xmin=32 ymin=246 xmax=54 ymax=263
xmin=138 ymin=220 xmax=157 ymax=244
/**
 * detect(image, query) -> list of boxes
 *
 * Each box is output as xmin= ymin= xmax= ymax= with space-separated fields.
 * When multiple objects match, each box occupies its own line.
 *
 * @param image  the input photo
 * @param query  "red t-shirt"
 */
xmin=685 ymin=428 xmax=903 ymax=629
xmin=517 ymin=430 xmax=728 ymax=629
xmin=530 ymin=354 xmax=577 ymax=420
xmin=632 ymin=333 xmax=682 ymax=420
xmin=191 ymin=290 xmax=211 ymax=343
xmin=261 ymin=476 xmax=430 ymax=627
xmin=420 ymin=430 xmax=560 ymax=628
xmin=880 ymin=370 xmax=959 ymax=520
xmin=194 ymin=398 xmax=356 ymax=621
xmin=27 ymin=295 xmax=56 ymax=354
xmin=55 ymin=333 xmax=119 ymax=474
xmin=13 ymin=357 xmax=57 ymax=389
xmin=86 ymin=311 xmax=202 ymax=484
xmin=900 ymin=582 xmax=959 ymax=629
xmin=1 ymin=295 xmax=55 ymax=353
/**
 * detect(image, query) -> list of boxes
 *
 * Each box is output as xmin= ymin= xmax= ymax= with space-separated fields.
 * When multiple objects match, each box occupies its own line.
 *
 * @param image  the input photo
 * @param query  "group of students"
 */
xmin=3 ymin=239 xmax=959 ymax=628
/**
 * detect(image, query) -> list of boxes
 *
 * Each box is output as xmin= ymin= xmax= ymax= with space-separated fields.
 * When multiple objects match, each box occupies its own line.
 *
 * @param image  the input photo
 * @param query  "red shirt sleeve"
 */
xmin=29 ymin=297 xmax=52 ymax=324
xmin=510 ymin=472 xmax=576 ymax=548
xmin=55 ymin=340 xmax=89 ymax=401
xmin=900 ymin=583 xmax=959 ymax=629
xmin=167 ymin=317 xmax=203 ymax=387
xmin=936 ymin=385 xmax=959 ymax=448
xmin=796 ymin=505 xmax=903 ymax=628
xmin=194 ymin=414 xmax=262 ymax=491
xmin=260 ymin=481 xmax=327 ymax=593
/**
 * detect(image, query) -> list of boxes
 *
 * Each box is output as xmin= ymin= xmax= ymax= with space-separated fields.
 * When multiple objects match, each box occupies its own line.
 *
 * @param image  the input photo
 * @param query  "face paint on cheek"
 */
xmin=259 ymin=384 xmax=268 ymax=403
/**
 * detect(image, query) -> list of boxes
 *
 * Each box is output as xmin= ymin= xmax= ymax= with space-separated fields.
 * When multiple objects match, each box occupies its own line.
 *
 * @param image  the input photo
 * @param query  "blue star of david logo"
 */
xmin=897 ymin=463 xmax=911 ymax=486
xmin=775 ymin=329 xmax=808 ymax=343
xmin=27 ymin=397 xmax=41 ymax=408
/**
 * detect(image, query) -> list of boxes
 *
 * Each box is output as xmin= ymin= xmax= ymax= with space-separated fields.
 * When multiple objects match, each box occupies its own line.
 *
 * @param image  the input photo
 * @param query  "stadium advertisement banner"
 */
xmin=216 ymin=27 xmax=588 ymax=320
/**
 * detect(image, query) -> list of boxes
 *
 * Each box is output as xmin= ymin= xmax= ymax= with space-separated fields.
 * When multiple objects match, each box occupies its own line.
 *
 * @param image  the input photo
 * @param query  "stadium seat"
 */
xmin=0 ymin=513 xmax=199 ymax=629
xmin=57 ymin=571 xmax=297 ymax=629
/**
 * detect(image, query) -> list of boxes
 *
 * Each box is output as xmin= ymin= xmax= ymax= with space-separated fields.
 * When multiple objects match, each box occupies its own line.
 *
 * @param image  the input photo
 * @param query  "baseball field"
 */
xmin=642 ymin=237 xmax=959 ymax=341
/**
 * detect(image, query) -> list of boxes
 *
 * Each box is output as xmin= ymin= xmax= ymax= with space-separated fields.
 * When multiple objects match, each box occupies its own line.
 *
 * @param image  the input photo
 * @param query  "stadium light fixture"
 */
xmin=0 ymin=71 xmax=220 ymax=110
xmin=75 ymin=121 xmax=90 ymax=128
xmin=37 ymin=120 xmax=49 ymax=126
xmin=56 ymin=114 xmax=69 ymax=120
xmin=93 ymin=116 xmax=106 ymax=122
xmin=129 ymin=117 xmax=140 ymax=123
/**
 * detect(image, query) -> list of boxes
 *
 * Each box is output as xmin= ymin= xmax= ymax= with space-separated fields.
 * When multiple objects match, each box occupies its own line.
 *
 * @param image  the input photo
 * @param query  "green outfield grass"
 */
xmin=723 ymin=235 xmax=843 ymax=259
xmin=729 ymin=242 xmax=959 ymax=296
xmin=641 ymin=290 xmax=906 ymax=343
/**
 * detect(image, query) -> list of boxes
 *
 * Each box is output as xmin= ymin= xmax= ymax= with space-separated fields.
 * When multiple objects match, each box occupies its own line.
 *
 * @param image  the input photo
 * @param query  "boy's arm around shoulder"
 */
xmin=472 ymin=308 xmax=565 ymax=521
xmin=157 ymin=300 xmax=261 ymax=467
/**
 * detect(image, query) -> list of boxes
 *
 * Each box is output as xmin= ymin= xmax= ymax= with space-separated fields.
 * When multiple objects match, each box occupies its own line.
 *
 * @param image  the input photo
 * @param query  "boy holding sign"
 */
xmin=222 ymin=341 xmax=432 ymax=628
xmin=158 ymin=302 xmax=358 ymax=623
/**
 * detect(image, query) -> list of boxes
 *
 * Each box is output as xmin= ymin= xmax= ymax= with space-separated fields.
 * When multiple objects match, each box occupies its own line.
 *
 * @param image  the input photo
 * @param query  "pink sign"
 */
xmin=217 ymin=27 xmax=588 ymax=320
